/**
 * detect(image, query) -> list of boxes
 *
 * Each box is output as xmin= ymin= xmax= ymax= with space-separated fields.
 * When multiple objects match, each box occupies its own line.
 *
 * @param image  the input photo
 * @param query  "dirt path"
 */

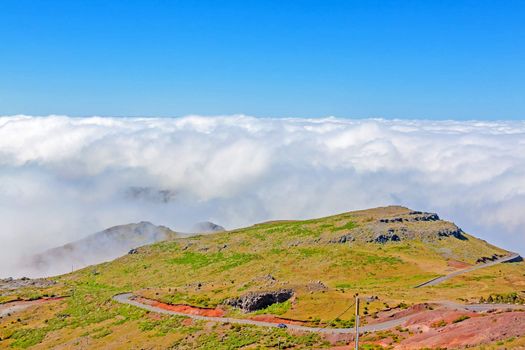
xmin=414 ymin=253 xmax=521 ymax=288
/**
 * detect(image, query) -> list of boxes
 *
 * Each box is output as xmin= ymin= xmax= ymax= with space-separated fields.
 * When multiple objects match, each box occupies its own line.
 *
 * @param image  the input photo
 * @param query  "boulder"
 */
xmin=437 ymin=228 xmax=467 ymax=240
xmin=225 ymin=289 xmax=294 ymax=312
xmin=328 ymin=234 xmax=354 ymax=244
xmin=372 ymin=234 xmax=401 ymax=244
xmin=476 ymin=254 xmax=504 ymax=264
xmin=307 ymin=281 xmax=328 ymax=292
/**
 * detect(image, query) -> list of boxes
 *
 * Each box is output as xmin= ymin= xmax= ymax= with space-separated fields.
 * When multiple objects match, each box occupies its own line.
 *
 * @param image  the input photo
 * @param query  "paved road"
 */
xmin=436 ymin=300 xmax=524 ymax=312
xmin=113 ymin=293 xmax=413 ymax=334
xmin=112 ymin=253 xmax=523 ymax=334
xmin=112 ymin=294 xmax=523 ymax=334
xmin=414 ymin=253 xmax=522 ymax=288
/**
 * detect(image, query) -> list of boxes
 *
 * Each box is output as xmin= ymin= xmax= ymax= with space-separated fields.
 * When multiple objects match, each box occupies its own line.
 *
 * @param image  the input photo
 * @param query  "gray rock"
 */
xmin=328 ymin=234 xmax=354 ymax=244
xmin=225 ymin=289 xmax=294 ymax=312
xmin=288 ymin=241 xmax=301 ymax=247
xmin=437 ymin=228 xmax=467 ymax=240
xmin=0 ymin=277 xmax=56 ymax=291
xmin=379 ymin=212 xmax=440 ymax=223
xmin=307 ymin=281 xmax=328 ymax=292
xmin=503 ymin=255 xmax=523 ymax=263
xmin=476 ymin=254 xmax=505 ymax=264
xmin=365 ymin=296 xmax=379 ymax=302
xmin=369 ymin=233 xmax=401 ymax=244
xmin=409 ymin=211 xmax=440 ymax=221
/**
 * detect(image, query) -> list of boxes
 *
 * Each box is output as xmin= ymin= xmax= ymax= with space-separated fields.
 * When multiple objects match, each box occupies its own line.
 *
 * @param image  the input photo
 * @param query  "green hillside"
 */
xmin=1 ymin=206 xmax=524 ymax=349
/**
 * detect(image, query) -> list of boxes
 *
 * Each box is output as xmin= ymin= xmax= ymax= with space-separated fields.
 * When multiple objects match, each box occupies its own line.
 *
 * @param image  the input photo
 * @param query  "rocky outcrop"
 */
xmin=437 ymin=228 xmax=467 ymax=240
xmin=364 ymin=217 xmax=467 ymax=244
xmin=225 ymin=289 xmax=294 ymax=312
xmin=0 ymin=277 xmax=56 ymax=291
xmin=307 ymin=281 xmax=328 ymax=292
xmin=409 ymin=211 xmax=440 ymax=221
xmin=379 ymin=212 xmax=439 ymax=223
xmin=328 ymin=234 xmax=354 ymax=244
xmin=503 ymin=255 xmax=523 ymax=263
xmin=476 ymin=254 xmax=505 ymax=264
xmin=369 ymin=233 xmax=401 ymax=244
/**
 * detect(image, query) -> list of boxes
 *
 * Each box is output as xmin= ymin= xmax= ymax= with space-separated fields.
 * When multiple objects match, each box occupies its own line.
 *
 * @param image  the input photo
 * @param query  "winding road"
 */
xmin=113 ymin=293 xmax=412 ymax=334
xmin=112 ymin=253 xmax=523 ymax=334
xmin=414 ymin=253 xmax=522 ymax=288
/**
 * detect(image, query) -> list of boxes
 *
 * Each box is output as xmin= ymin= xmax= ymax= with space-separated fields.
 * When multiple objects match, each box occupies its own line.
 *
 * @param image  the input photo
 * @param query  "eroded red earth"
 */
xmin=134 ymin=296 xmax=225 ymax=317
xmin=134 ymin=296 xmax=310 ymax=325
xmin=397 ymin=309 xmax=525 ymax=349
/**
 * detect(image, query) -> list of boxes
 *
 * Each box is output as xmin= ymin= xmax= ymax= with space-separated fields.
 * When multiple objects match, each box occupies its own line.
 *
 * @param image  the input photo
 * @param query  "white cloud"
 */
xmin=1 ymin=115 xmax=524 ymax=276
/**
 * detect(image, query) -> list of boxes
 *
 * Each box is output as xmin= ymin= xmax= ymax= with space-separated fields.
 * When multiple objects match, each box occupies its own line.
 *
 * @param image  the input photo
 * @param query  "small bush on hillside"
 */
xmin=452 ymin=315 xmax=470 ymax=323
xmin=431 ymin=319 xmax=447 ymax=328
xmin=479 ymin=292 xmax=525 ymax=304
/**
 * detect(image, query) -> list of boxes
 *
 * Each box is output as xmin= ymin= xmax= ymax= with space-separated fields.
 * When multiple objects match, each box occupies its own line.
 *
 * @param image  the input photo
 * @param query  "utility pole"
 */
xmin=354 ymin=294 xmax=360 ymax=350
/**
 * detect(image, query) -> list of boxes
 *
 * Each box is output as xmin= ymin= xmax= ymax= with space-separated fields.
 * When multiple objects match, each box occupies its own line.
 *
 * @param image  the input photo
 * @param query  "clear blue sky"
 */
xmin=1 ymin=0 xmax=524 ymax=119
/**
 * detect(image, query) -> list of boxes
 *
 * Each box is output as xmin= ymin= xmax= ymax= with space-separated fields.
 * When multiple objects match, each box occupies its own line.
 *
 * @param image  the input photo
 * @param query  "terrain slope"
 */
xmin=1 ymin=206 xmax=524 ymax=349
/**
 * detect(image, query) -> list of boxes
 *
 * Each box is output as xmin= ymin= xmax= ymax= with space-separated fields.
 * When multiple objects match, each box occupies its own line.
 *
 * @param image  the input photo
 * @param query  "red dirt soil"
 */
xmin=367 ymin=303 xmax=431 ymax=325
xmin=397 ymin=310 xmax=525 ymax=349
xmin=135 ymin=297 xmax=307 ymax=325
xmin=403 ymin=308 xmax=480 ymax=330
xmin=128 ymin=296 xmax=525 ymax=349
xmin=134 ymin=296 xmax=225 ymax=317
xmin=447 ymin=259 xmax=471 ymax=269
xmin=133 ymin=296 xmax=311 ymax=325
xmin=0 ymin=296 xmax=65 ymax=308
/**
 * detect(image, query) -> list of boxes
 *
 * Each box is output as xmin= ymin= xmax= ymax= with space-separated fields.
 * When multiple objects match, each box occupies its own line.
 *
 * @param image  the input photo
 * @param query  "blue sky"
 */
xmin=1 ymin=0 xmax=524 ymax=119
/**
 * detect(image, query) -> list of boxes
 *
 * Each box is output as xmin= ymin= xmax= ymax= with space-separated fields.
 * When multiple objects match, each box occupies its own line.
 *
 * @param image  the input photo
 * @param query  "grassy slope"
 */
xmin=1 ymin=206 xmax=524 ymax=349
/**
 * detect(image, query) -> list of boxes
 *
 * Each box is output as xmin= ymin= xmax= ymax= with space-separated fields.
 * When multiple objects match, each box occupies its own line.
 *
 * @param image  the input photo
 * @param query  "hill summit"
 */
xmin=25 ymin=222 xmax=178 ymax=277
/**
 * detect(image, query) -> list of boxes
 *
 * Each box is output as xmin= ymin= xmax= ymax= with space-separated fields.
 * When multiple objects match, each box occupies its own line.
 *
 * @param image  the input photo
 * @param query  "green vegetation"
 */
xmin=431 ymin=319 xmax=448 ymax=328
xmin=254 ymin=300 xmax=292 ymax=315
xmin=452 ymin=315 xmax=471 ymax=323
xmin=333 ymin=221 xmax=357 ymax=231
xmin=479 ymin=292 xmax=525 ymax=304
xmin=168 ymin=251 xmax=259 ymax=272
xmin=160 ymin=291 xmax=217 ymax=308
xmin=138 ymin=315 xmax=198 ymax=336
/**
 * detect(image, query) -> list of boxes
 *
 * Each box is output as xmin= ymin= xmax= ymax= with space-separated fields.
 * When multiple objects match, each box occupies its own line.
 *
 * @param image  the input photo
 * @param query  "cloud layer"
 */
xmin=1 ymin=115 xmax=524 ymax=277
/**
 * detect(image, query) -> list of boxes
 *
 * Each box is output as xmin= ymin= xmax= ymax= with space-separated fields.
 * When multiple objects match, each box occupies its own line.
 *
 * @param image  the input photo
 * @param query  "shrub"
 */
xmin=431 ymin=319 xmax=447 ymax=328
xmin=452 ymin=315 xmax=470 ymax=323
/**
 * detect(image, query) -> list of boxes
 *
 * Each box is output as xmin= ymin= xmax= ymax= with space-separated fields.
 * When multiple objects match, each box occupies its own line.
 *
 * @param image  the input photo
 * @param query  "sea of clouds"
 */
xmin=1 ymin=115 xmax=524 ymax=277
